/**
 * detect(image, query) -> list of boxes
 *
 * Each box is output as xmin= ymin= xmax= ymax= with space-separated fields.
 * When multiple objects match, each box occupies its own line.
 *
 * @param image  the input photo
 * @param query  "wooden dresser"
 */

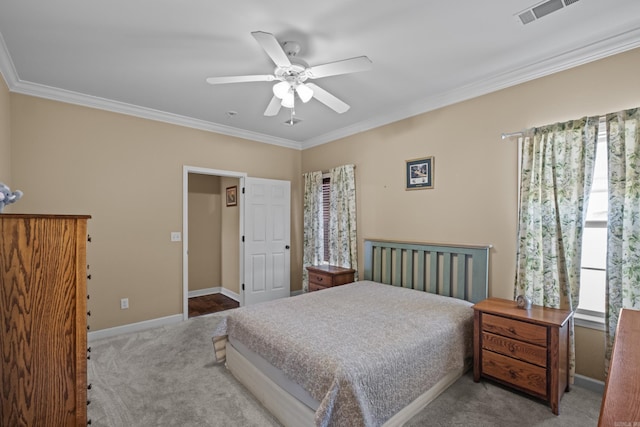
xmin=0 ymin=214 xmax=91 ymax=426
xmin=598 ymin=308 xmax=640 ymax=426
xmin=307 ymin=265 xmax=355 ymax=292
xmin=473 ymin=297 xmax=573 ymax=415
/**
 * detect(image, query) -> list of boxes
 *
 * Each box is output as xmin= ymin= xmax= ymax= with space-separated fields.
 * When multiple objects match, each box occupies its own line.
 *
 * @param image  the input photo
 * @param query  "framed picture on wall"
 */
xmin=226 ymin=186 xmax=237 ymax=206
xmin=406 ymin=156 xmax=434 ymax=190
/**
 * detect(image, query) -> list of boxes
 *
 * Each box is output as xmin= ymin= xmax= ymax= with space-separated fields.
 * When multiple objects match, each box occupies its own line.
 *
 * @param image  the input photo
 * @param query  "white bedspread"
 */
xmin=212 ymin=280 xmax=474 ymax=427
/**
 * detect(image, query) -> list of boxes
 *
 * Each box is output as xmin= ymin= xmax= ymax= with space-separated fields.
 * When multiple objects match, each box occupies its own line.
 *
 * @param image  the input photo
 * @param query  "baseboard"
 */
xmin=221 ymin=288 xmax=240 ymax=302
xmin=88 ymin=314 xmax=183 ymax=342
xmin=188 ymin=286 xmax=220 ymax=298
xmin=188 ymin=286 xmax=240 ymax=302
xmin=290 ymin=289 xmax=304 ymax=297
xmin=574 ymin=374 xmax=605 ymax=394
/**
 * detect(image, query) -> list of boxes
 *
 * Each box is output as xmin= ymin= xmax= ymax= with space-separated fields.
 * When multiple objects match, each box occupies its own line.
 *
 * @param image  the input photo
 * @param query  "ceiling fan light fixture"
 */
xmin=281 ymin=91 xmax=295 ymax=108
xmin=295 ymin=83 xmax=313 ymax=103
xmin=273 ymin=81 xmax=291 ymax=99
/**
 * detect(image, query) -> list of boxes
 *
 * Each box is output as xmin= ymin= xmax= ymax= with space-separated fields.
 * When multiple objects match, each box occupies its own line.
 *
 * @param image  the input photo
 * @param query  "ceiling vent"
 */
xmin=516 ymin=0 xmax=580 ymax=25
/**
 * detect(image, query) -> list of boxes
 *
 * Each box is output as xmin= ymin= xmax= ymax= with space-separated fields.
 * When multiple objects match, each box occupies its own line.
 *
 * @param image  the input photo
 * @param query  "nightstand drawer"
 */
xmin=309 ymin=283 xmax=328 ymax=292
xmin=482 ymin=313 xmax=547 ymax=347
xmin=482 ymin=332 xmax=547 ymax=367
xmin=309 ymin=271 xmax=333 ymax=286
xmin=306 ymin=265 xmax=355 ymax=291
xmin=482 ymin=351 xmax=547 ymax=397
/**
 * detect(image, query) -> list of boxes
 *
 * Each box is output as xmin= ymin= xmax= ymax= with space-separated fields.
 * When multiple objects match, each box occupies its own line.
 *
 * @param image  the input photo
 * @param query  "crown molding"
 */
xmin=11 ymin=79 xmax=303 ymax=150
xmin=3 ymin=27 xmax=640 ymax=151
xmin=301 ymin=26 xmax=640 ymax=149
xmin=0 ymin=32 xmax=302 ymax=150
xmin=0 ymin=31 xmax=18 ymax=88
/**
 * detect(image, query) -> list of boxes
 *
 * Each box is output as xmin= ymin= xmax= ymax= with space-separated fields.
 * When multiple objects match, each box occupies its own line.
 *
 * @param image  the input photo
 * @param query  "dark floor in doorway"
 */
xmin=188 ymin=293 xmax=239 ymax=318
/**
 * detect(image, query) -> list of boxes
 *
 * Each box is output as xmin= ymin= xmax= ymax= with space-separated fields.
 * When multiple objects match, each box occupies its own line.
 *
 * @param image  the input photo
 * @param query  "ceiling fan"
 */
xmin=206 ymin=31 xmax=372 ymax=117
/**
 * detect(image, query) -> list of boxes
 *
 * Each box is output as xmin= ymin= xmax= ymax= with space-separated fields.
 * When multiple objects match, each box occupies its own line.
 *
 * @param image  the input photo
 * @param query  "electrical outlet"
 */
xmin=120 ymin=298 xmax=129 ymax=310
xmin=170 ymin=232 xmax=181 ymax=242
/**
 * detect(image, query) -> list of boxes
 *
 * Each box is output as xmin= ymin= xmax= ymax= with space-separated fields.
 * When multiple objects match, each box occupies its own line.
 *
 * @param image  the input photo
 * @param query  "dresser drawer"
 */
xmin=482 ymin=350 xmax=547 ymax=397
xmin=482 ymin=313 xmax=547 ymax=347
xmin=482 ymin=332 xmax=547 ymax=367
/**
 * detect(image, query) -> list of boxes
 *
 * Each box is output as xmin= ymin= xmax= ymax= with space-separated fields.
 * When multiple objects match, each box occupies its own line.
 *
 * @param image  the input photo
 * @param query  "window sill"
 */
xmin=574 ymin=312 xmax=605 ymax=331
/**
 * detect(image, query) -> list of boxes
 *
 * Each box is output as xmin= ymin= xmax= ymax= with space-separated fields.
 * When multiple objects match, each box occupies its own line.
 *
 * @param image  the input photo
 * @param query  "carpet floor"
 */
xmin=88 ymin=311 xmax=603 ymax=426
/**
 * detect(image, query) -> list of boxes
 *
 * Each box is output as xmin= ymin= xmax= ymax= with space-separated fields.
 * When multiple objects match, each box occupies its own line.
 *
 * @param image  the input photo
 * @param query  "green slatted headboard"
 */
xmin=363 ymin=239 xmax=491 ymax=303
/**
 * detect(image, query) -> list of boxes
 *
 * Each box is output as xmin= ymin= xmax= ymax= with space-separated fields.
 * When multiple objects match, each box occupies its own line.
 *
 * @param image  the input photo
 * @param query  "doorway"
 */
xmin=182 ymin=166 xmax=246 ymax=320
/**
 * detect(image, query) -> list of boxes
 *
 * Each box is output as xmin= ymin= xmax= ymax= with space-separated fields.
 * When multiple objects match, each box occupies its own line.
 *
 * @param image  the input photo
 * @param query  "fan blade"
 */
xmin=306 ymin=56 xmax=372 ymax=79
xmin=306 ymin=83 xmax=350 ymax=114
xmin=264 ymin=96 xmax=282 ymax=116
xmin=251 ymin=31 xmax=291 ymax=67
xmin=206 ymin=75 xmax=274 ymax=85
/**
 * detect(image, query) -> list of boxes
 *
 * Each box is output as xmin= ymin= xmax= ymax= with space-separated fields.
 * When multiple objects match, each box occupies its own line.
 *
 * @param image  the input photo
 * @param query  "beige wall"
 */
xmin=188 ymin=173 xmax=222 ymax=292
xmin=302 ymin=47 xmax=640 ymax=381
xmin=10 ymin=94 xmax=302 ymax=330
xmin=6 ymin=48 xmax=639 ymax=380
xmin=575 ymin=326 xmax=606 ymax=381
xmin=0 ymin=74 xmax=10 ymax=188
xmin=221 ymin=176 xmax=240 ymax=295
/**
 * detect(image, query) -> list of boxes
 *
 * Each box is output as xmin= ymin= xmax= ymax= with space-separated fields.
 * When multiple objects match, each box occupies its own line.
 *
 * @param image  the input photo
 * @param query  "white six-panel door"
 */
xmin=243 ymin=177 xmax=291 ymax=306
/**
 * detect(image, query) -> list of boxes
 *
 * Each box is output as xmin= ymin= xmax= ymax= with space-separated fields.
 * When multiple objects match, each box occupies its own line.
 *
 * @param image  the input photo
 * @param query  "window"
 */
xmin=578 ymin=117 xmax=607 ymax=318
xmin=322 ymin=176 xmax=330 ymax=262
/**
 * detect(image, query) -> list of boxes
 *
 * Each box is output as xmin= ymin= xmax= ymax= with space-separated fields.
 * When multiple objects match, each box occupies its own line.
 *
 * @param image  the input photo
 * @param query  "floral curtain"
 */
xmin=514 ymin=117 xmax=599 ymax=383
xmin=329 ymin=164 xmax=358 ymax=278
xmin=302 ymin=171 xmax=324 ymax=292
xmin=605 ymin=108 xmax=640 ymax=371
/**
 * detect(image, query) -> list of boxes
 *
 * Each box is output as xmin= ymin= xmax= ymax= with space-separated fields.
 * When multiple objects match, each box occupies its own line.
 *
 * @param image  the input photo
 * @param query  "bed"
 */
xmin=212 ymin=239 xmax=491 ymax=427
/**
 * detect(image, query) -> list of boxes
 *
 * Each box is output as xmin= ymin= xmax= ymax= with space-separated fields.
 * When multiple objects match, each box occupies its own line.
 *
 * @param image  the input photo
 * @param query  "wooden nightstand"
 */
xmin=306 ymin=265 xmax=355 ymax=292
xmin=473 ymin=297 xmax=573 ymax=415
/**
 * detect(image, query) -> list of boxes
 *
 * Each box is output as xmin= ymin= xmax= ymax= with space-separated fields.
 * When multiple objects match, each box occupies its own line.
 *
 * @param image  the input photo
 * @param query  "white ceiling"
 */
xmin=1 ymin=1 xmax=639 ymax=150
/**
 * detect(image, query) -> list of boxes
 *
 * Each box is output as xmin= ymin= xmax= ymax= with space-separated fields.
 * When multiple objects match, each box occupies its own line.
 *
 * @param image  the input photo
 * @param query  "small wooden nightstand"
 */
xmin=473 ymin=297 xmax=573 ymax=415
xmin=306 ymin=265 xmax=355 ymax=292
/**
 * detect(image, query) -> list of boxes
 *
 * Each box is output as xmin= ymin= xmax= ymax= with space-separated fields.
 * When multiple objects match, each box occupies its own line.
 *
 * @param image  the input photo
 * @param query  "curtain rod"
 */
xmin=501 ymin=131 xmax=524 ymax=140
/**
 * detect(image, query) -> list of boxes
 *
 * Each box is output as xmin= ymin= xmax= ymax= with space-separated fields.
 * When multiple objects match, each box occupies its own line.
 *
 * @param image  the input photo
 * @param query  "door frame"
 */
xmin=182 ymin=166 xmax=247 ymax=321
